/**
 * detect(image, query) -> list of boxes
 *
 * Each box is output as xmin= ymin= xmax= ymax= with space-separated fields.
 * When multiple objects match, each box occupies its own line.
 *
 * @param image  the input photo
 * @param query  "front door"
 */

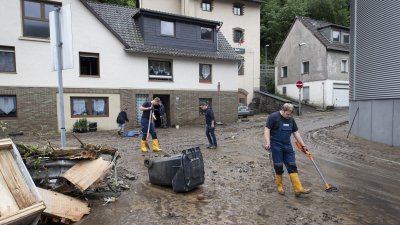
xmin=153 ymin=94 xmax=170 ymax=128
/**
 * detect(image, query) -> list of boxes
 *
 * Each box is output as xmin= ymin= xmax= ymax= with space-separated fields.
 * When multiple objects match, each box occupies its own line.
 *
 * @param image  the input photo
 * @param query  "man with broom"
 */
xmin=140 ymin=97 xmax=162 ymax=153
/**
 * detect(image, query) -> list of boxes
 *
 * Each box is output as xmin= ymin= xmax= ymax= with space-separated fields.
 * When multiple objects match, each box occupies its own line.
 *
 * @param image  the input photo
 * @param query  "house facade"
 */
xmin=0 ymin=0 xmax=240 ymax=133
xmin=350 ymin=0 xmax=400 ymax=147
xmin=136 ymin=0 xmax=262 ymax=105
xmin=274 ymin=17 xmax=350 ymax=108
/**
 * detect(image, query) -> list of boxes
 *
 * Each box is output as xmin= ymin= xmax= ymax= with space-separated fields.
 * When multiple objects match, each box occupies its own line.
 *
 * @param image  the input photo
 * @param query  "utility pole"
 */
xmin=298 ymin=43 xmax=306 ymax=116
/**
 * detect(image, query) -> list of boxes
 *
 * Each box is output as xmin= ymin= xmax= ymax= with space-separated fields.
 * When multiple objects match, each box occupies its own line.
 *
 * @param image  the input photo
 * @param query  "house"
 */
xmin=0 ymin=0 xmax=241 ymax=133
xmin=274 ymin=16 xmax=350 ymax=109
xmin=350 ymin=0 xmax=400 ymax=147
xmin=135 ymin=0 xmax=262 ymax=105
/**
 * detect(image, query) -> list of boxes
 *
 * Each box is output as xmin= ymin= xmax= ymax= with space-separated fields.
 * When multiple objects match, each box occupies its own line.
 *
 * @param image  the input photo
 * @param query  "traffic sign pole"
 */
xmin=296 ymin=81 xmax=303 ymax=116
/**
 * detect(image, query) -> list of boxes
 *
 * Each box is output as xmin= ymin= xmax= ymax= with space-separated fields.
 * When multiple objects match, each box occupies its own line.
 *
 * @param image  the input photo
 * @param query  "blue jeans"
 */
xmin=205 ymin=125 xmax=217 ymax=146
xmin=141 ymin=118 xmax=157 ymax=140
xmin=270 ymin=140 xmax=297 ymax=174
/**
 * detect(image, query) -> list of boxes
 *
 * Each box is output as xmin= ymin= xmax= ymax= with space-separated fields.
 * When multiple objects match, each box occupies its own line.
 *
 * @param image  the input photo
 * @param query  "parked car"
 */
xmin=238 ymin=105 xmax=254 ymax=118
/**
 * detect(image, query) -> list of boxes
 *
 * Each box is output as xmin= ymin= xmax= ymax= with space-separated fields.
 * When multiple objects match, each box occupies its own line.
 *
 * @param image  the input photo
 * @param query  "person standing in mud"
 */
xmin=264 ymin=103 xmax=311 ymax=196
xmin=200 ymin=101 xmax=217 ymax=149
xmin=116 ymin=107 xmax=129 ymax=136
xmin=140 ymin=97 xmax=162 ymax=153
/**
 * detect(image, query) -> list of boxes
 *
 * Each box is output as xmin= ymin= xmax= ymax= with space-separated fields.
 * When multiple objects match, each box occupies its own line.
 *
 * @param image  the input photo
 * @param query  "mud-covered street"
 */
xmin=12 ymin=109 xmax=400 ymax=225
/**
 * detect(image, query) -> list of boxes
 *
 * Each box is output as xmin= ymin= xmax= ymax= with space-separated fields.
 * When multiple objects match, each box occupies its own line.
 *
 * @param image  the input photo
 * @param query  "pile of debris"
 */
xmin=0 ymin=135 xmax=123 ymax=225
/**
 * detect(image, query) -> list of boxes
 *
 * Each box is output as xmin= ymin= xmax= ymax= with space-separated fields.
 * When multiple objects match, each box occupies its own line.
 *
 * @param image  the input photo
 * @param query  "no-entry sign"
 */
xmin=296 ymin=81 xmax=303 ymax=89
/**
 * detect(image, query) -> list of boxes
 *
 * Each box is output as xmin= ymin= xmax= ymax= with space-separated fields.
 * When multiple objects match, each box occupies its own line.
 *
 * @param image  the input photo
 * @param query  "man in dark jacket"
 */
xmin=200 ymin=101 xmax=217 ymax=149
xmin=116 ymin=108 xmax=129 ymax=136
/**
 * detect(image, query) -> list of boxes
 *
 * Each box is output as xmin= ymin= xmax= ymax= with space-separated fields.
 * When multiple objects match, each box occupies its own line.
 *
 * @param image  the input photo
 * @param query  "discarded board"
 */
xmin=62 ymin=157 xmax=113 ymax=192
xmin=37 ymin=188 xmax=90 ymax=223
xmin=0 ymin=138 xmax=46 ymax=225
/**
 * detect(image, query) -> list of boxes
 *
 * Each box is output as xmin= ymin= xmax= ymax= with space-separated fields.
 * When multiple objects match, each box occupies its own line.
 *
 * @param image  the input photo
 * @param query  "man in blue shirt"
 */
xmin=200 ymin=101 xmax=217 ymax=149
xmin=264 ymin=103 xmax=311 ymax=197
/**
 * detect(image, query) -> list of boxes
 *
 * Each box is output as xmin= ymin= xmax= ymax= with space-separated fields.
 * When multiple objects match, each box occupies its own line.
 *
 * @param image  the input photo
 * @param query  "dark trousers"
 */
xmin=205 ymin=125 xmax=217 ymax=146
xmin=271 ymin=140 xmax=297 ymax=175
xmin=141 ymin=118 xmax=157 ymax=140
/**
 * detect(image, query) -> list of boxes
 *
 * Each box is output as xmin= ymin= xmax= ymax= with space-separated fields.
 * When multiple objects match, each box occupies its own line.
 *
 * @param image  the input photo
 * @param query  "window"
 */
xmin=332 ymin=30 xmax=340 ymax=43
xmin=149 ymin=59 xmax=173 ymax=81
xmin=0 ymin=46 xmax=16 ymax=73
xmin=302 ymin=61 xmax=309 ymax=74
xmin=281 ymin=66 xmax=287 ymax=78
xmin=233 ymin=4 xmax=243 ymax=15
xmin=79 ymin=52 xmax=99 ymax=76
xmin=161 ymin=21 xmax=175 ymax=36
xmin=199 ymin=64 xmax=212 ymax=83
xmin=22 ymin=0 xmax=60 ymax=39
xmin=201 ymin=1 xmax=212 ymax=11
xmin=239 ymin=98 xmax=246 ymax=104
xmin=0 ymin=95 xmax=17 ymax=118
xmin=71 ymin=97 xmax=108 ymax=117
xmin=342 ymin=32 xmax=350 ymax=44
xmin=233 ymin=29 xmax=244 ymax=44
xmin=201 ymin=27 xmax=213 ymax=41
xmin=238 ymin=60 xmax=244 ymax=75
xmin=341 ymin=60 xmax=348 ymax=73
xmin=199 ymin=98 xmax=212 ymax=114
xmin=282 ymin=87 xmax=287 ymax=95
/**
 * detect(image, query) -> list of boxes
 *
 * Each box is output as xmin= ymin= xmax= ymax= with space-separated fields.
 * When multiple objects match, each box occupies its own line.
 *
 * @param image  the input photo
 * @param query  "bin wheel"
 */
xmin=144 ymin=157 xmax=153 ymax=168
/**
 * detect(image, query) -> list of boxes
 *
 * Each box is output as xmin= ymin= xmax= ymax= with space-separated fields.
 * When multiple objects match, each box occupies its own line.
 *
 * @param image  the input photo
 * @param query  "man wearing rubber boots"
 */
xmin=140 ymin=97 xmax=162 ymax=153
xmin=264 ymin=103 xmax=311 ymax=197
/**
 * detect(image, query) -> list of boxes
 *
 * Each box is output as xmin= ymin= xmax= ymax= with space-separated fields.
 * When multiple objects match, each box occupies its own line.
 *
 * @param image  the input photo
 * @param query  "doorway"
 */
xmin=153 ymin=94 xmax=170 ymax=128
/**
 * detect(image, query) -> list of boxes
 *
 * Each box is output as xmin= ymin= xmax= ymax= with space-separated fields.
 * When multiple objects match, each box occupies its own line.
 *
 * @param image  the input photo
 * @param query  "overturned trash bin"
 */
xmin=144 ymin=147 xmax=204 ymax=193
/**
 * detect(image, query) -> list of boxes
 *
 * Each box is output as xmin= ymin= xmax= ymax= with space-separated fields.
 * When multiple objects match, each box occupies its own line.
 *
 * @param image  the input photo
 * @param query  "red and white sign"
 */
xmin=296 ymin=81 xmax=303 ymax=89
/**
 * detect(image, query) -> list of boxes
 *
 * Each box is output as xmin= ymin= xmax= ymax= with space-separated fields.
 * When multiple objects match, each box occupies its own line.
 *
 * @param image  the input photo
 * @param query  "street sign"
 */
xmin=296 ymin=80 xmax=303 ymax=89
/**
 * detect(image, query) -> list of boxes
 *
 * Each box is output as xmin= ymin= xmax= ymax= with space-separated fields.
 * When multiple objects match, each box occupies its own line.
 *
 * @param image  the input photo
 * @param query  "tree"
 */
xmin=93 ymin=0 xmax=135 ymax=7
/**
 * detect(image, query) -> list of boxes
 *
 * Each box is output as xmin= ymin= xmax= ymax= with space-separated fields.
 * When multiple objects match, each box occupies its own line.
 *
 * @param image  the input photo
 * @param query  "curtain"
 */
xmin=92 ymin=99 xmax=105 ymax=115
xmin=0 ymin=96 xmax=15 ymax=114
xmin=73 ymin=99 xmax=86 ymax=115
xmin=202 ymin=65 xmax=211 ymax=79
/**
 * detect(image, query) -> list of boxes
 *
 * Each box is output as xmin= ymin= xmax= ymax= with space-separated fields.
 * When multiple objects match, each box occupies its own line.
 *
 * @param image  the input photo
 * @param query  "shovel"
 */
xmin=295 ymin=141 xmax=338 ymax=192
xmin=144 ymin=109 xmax=153 ymax=150
xmin=262 ymin=145 xmax=276 ymax=180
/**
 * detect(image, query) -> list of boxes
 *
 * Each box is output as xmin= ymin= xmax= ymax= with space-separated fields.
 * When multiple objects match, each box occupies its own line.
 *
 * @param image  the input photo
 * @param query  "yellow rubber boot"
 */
xmin=141 ymin=140 xmax=149 ymax=152
xmin=289 ymin=173 xmax=312 ymax=197
xmin=152 ymin=139 xmax=162 ymax=152
xmin=276 ymin=175 xmax=285 ymax=195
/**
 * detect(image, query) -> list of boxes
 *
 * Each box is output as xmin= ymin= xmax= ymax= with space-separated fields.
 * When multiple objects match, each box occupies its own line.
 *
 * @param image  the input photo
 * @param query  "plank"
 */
xmin=0 ymin=139 xmax=12 ymax=150
xmin=0 ymin=150 xmax=36 ymax=209
xmin=37 ymin=188 xmax=90 ymax=222
xmin=0 ymin=171 xmax=19 ymax=219
xmin=0 ymin=202 xmax=45 ymax=225
xmin=62 ymin=157 xmax=112 ymax=192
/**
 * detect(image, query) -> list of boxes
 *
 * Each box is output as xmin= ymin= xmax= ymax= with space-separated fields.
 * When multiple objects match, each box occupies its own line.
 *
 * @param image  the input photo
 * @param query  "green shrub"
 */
xmin=73 ymin=118 xmax=88 ymax=132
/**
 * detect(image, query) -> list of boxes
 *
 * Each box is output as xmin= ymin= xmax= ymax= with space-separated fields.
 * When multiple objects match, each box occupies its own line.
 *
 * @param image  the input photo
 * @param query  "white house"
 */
xmin=0 ymin=0 xmax=240 ymax=133
xmin=136 ymin=0 xmax=262 ymax=105
xmin=274 ymin=16 xmax=350 ymax=108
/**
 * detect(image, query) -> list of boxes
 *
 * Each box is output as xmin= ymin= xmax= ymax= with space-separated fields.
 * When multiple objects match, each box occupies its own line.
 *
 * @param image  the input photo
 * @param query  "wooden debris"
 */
xmin=62 ymin=157 xmax=114 ymax=192
xmin=38 ymin=188 xmax=90 ymax=223
xmin=0 ymin=138 xmax=45 ymax=225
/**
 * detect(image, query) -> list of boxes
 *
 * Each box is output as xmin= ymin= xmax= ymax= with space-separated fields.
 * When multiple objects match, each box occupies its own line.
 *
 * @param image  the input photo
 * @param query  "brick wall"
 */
xmin=0 ymin=86 xmax=237 ymax=135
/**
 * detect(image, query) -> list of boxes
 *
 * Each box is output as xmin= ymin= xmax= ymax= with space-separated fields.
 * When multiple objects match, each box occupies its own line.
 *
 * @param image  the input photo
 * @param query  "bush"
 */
xmin=73 ymin=118 xmax=88 ymax=133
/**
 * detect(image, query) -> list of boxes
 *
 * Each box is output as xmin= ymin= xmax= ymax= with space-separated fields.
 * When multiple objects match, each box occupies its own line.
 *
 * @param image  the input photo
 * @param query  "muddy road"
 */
xmin=13 ymin=109 xmax=400 ymax=225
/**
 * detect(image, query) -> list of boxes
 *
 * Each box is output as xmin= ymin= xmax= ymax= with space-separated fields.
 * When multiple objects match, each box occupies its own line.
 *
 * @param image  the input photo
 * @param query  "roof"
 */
xmin=135 ymin=0 xmax=263 ymax=7
xmin=297 ymin=16 xmax=350 ymax=53
xmin=80 ymin=0 xmax=242 ymax=61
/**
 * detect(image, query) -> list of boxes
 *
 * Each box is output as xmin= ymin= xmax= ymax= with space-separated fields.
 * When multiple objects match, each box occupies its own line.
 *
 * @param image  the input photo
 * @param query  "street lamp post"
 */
xmin=298 ymin=43 xmax=306 ymax=116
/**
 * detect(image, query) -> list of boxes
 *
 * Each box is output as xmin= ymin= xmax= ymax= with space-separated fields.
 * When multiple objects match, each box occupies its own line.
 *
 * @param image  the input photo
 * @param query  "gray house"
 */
xmin=274 ymin=16 xmax=350 ymax=108
xmin=350 ymin=1 xmax=400 ymax=147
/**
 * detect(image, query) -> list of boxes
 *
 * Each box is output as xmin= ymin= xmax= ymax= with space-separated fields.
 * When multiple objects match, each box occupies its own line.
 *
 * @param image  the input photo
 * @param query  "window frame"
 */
xmin=0 ymin=46 xmax=17 ymax=73
xmin=282 ymin=87 xmax=287 ymax=95
xmin=79 ymin=52 xmax=100 ymax=77
xmin=200 ymin=27 xmax=213 ymax=41
xmin=342 ymin=32 xmax=350 ymax=44
xmin=70 ymin=96 xmax=109 ymax=118
xmin=302 ymin=61 xmax=309 ymax=74
xmin=21 ymin=0 xmax=61 ymax=39
xmin=341 ymin=60 xmax=348 ymax=73
xmin=281 ymin=66 xmax=288 ymax=78
xmin=199 ymin=64 xmax=212 ymax=83
xmin=0 ymin=95 xmax=17 ymax=118
xmin=160 ymin=20 xmax=175 ymax=37
xmin=332 ymin=30 xmax=340 ymax=43
xmin=233 ymin=29 xmax=244 ymax=43
xmin=148 ymin=59 xmax=173 ymax=81
xmin=233 ymin=4 xmax=243 ymax=16
xmin=201 ymin=1 xmax=212 ymax=11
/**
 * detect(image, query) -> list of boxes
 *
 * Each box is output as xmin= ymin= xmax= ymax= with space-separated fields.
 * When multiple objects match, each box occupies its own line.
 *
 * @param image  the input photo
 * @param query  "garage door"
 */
xmin=333 ymin=88 xmax=349 ymax=107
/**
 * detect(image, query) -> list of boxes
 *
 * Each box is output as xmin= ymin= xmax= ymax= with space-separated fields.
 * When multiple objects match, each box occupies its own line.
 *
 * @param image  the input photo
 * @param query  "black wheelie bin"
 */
xmin=144 ymin=147 xmax=204 ymax=193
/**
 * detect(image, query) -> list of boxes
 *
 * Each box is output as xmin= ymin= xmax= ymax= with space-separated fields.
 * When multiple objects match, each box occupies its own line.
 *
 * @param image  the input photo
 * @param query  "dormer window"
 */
xmin=201 ymin=1 xmax=212 ymax=12
xmin=332 ymin=30 xmax=340 ymax=43
xmin=201 ymin=27 xmax=213 ymax=41
xmin=161 ymin=21 xmax=175 ymax=37
xmin=342 ymin=32 xmax=350 ymax=44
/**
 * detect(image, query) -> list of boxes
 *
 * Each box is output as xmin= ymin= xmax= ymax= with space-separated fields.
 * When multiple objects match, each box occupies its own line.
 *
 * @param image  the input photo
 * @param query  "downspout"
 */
xmin=216 ymin=22 xmax=223 ymax=52
xmin=352 ymin=0 xmax=357 ymax=101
